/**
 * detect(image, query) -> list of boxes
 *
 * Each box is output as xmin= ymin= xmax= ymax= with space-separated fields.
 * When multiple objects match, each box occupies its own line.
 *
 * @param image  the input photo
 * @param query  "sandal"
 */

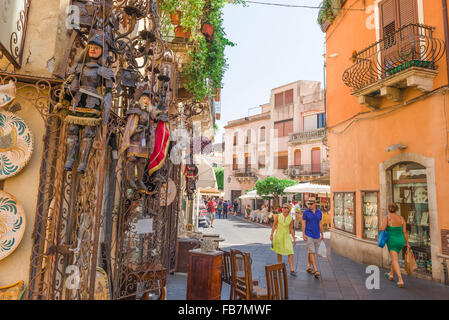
xmin=290 ymin=270 xmax=297 ymax=276
xmin=396 ymin=281 xmax=404 ymax=288
xmin=306 ymin=267 xmax=314 ymax=274
xmin=313 ymin=271 xmax=321 ymax=278
xmin=384 ymin=273 xmax=394 ymax=281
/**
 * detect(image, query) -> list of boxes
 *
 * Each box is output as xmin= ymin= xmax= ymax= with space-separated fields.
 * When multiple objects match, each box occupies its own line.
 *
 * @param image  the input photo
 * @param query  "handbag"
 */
xmin=404 ymin=247 xmax=418 ymax=274
xmin=377 ymin=215 xmax=390 ymax=248
xmin=318 ymin=240 xmax=327 ymax=258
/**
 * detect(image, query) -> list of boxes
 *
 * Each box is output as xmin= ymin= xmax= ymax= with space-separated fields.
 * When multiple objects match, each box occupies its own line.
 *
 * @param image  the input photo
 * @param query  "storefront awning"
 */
xmin=283 ymin=182 xmax=330 ymax=194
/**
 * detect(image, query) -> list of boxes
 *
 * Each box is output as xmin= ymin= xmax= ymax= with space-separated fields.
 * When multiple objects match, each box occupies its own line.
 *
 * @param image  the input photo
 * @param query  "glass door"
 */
xmin=391 ymin=162 xmax=431 ymax=276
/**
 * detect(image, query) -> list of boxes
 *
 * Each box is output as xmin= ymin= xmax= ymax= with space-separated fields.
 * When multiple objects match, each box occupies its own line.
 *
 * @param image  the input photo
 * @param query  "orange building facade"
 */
xmin=326 ymin=0 xmax=449 ymax=283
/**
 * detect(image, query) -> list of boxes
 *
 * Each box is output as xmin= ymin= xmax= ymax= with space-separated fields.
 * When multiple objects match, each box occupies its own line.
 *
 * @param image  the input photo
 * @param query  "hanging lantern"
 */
xmin=201 ymin=23 xmax=214 ymax=42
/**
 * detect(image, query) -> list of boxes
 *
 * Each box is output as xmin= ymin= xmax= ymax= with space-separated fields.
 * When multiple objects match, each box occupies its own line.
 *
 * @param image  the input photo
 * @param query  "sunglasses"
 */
xmin=308 ymin=202 xmax=315 ymax=205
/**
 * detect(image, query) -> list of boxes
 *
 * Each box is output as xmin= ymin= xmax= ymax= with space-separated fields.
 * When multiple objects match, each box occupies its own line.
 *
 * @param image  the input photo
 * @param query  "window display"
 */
xmin=362 ymin=191 xmax=379 ymax=240
xmin=391 ymin=162 xmax=431 ymax=275
xmin=333 ymin=192 xmax=355 ymax=234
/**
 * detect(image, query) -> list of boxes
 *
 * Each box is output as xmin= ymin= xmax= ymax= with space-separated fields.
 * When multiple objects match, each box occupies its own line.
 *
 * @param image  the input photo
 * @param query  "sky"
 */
xmin=216 ymin=0 xmax=326 ymax=142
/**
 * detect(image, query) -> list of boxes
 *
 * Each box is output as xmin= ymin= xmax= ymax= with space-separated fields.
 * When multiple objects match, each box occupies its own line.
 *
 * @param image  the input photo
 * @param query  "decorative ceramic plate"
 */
xmin=0 ymin=81 xmax=16 ymax=108
xmin=0 ymin=191 xmax=26 ymax=261
xmin=159 ymin=178 xmax=177 ymax=207
xmin=0 ymin=111 xmax=34 ymax=180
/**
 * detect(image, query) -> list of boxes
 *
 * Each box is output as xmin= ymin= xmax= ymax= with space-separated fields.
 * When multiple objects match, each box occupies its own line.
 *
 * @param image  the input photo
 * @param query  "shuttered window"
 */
xmin=379 ymin=0 xmax=417 ymax=40
xmin=274 ymin=120 xmax=293 ymax=137
xmin=277 ymin=155 xmax=288 ymax=169
xmin=260 ymin=126 xmax=266 ymax=142
xmin=275 ymin=93 xmax=284 ymax=107
xmin=398 ymin=0 xmax=417 ymax=28
xmin=284 ymin=89 xmax=294 ymax=105
xmin=294 ymin=150 xmax=301 ymax=166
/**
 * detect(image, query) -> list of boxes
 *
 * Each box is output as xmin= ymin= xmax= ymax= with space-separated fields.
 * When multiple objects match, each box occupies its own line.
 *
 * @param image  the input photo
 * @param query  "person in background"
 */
xmin=270 ymin=203 xmax=297 ymax=276
xmin=233 ymin=201 xmax=239 ymax=216
xmin=207 ymin=197 xmax=217 ymax=228
xmin=379 ymin=202 xmax=411 ymax=288
xmin=302 ymin=198 xmax=323 ymax=278
xmin=290 ymin=201 xmax=296 ymax=229
xmin=245 ymin=204 xmax=251 ymax=219
xmin=223 ymin=200 xmax=229 ymax=219
xmin=217 ymin=198 xmax=223 ymax=219
xmin=229 ymin=201 xmax=234 ymax=216
xmin=295 ymin=201 xmax=302 ymax=230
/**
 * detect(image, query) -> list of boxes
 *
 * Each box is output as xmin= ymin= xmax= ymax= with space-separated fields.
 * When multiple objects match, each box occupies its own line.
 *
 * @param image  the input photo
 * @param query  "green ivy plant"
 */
xmin=317 ymin=0 xmax=335 ymax=26
xmin=160 ymin=0 xmax=246 ymax=101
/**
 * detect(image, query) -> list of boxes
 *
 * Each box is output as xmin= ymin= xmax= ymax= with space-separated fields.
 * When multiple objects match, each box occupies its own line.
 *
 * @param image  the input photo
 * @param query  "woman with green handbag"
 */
xmin=379 ymin=203 xmax=411 ymax=288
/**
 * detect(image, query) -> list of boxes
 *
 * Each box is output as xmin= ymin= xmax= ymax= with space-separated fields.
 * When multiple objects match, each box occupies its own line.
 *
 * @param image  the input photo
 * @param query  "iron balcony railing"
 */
xmin=342 ymin=23 xmax=446 ymax=92
xmin=284 ymin=163 xmax=330 ymax=176
xmin=233 ymin=168 xmax=256 ymax=177
xmin=289 ymin=128 xmax=326 ymax=144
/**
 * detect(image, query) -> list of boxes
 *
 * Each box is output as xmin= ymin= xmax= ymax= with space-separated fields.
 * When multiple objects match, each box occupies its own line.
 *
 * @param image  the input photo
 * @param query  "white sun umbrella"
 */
xmin=283 ymin=182 xmax=330 ymax=194
xmin=239 ymin=190 xmax=260 ymax=199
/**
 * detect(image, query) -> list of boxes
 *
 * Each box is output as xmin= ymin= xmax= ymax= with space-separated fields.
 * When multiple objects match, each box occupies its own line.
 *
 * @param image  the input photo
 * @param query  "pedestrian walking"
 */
xmin=302 ymin=198 xmax=324 ymax=278
xmin=217 ymin=199 xmax=223 ymax=219
xmin=290 ymin=201 xmax=296 ymax=228
xmin=379 ymin=202 xmax=411 ymax=288
xmin=270 ymin=203 xmax=297 ymax=276
xmin=223 ymin=200 xmax=229 ymax=219
xmin=207 ymin=197 xmax=217 ymax=228
xmin=233 ymin=201 xmax=238 ymax=216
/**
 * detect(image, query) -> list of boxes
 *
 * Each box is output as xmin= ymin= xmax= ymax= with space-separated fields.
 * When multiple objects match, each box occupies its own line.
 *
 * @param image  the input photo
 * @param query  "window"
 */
xmin=362 ymin=191 xmax=380 ymax=240
xmin=232 ymin=155 xmax=238 ymax=170
xmin=233 ymin=133 xmax=238 ymax=146
xmin=274 ymin=119 xmax=293 ymax=137
xmin=246 ymin=129 xmax=251 ymax=144
xmin=274 ymin=89 xmax=294 ymax=107
xmin=294 ymin=150 xmax=301 ymax=166
xmin=276 ymin=153 xmax=288 ymax=169
xmin=379 ymin=0 xmax=418 ymax=43
xmin=333 ymin=192 xmax=355 ymax=234
xmin=317 ymin=113 xmax=326 ymax=128
xmin=260 ymin=126 xmax=266 ymax=142
xmin=304 ymin=113 xmax=326 ymax=131
xmin=258 ymin=153 xmax=266 ymax=168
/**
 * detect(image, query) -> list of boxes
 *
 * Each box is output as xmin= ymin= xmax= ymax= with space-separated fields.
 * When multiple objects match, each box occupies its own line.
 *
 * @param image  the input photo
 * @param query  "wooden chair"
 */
xmin=265 ymin=263 xmax=288 ymax=300
xmin=220 ymin=249 xmax=234 ymax=299
xmin=230 ymin=249 xmax=267 ymax=300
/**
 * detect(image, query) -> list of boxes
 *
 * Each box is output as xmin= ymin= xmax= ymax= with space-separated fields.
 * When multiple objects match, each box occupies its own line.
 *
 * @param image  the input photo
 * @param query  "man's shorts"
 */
xmin=306 ymin=237 xmax=321 ymax=254
xmin=209 ymin=212 xmax=215 ymax=220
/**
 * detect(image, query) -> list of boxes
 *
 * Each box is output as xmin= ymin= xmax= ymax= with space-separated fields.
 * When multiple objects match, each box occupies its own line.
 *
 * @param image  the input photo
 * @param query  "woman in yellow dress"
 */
xmin=270 ymin=204 xmax=297 ymax=276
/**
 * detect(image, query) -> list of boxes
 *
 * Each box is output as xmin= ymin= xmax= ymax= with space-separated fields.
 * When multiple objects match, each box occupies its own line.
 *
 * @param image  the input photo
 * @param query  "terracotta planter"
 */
xmin=215 ymin=113 xmax=221 ymax=120
xmin=174 ymin=26 xmax=191 ymax=39
xmin=171 ymin=10 xmax=181 ymax=25
xmin=201 ymin=23 xmax=214 ymax=42
xmin=320 ymin=20 xmax=331 ymax=33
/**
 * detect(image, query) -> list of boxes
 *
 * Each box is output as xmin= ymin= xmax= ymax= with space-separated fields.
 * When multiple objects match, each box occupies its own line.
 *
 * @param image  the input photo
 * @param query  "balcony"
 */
xmin=233 ymin=168 xmax=258 ymax=183
xmin=342 ymin=24 xmax=446 ymax=109
xmin=284 ymin=163 xmax=330 ymax=177
xmin=289 ymin=128 xmax=326 ymax=145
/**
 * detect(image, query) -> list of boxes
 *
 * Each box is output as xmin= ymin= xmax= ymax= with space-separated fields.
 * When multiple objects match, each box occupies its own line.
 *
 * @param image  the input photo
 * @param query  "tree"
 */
xmin=255 ymin=177 xmax=296 ymax=208
xmin=214 ymin=167 xmax=224 ymax=190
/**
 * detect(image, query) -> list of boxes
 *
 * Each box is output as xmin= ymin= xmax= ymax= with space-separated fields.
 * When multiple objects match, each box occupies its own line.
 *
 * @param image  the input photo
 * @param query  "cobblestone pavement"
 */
xmin=167 ymin=215 xmax=449 ymax=300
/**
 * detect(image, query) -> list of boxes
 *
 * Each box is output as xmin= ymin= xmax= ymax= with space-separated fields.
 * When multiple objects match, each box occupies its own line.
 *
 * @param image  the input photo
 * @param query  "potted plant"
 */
xmin=317 ymin=0 xmax=335 ymax=32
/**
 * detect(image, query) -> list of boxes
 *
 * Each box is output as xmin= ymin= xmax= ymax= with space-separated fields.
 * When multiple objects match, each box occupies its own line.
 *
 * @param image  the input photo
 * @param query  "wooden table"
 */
xmin=186 ymin=249 xmax=223 ymax=300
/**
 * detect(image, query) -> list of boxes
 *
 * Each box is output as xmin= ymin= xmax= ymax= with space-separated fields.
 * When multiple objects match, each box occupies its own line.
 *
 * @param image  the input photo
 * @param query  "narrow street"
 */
xmin=167 ymin=216 xmax=449 ymax=300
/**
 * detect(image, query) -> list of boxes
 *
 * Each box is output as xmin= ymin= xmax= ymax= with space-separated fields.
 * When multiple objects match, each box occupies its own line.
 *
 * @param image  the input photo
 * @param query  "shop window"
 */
xmin=362 ymin=191 xmax=379 ymax=240
xmin=390 ymin=161 xmax=431 ymax=275
xmin=333 ymin=192 xmax=355 ymax=234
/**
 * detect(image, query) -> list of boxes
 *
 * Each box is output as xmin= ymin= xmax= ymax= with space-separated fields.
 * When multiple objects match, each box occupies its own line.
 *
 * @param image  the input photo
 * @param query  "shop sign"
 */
xmin=442 ymin=229 xmax=449 ymax=256
xmin=135 ymin=218 xmax=153 ymax=234
xmin=0 ymin=0 xmax=31 ymax=68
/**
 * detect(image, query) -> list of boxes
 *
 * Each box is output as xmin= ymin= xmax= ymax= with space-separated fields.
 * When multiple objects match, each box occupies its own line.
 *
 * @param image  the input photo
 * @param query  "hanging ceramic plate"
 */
xmin=94 ymin=267 xmax=111 ymax=300
xmin=0 ymin=111 xmax=34 ymax=180
xmin=159 ymin=178 xmax=177 ymax=207
xmin=0 ymin=191 xmax=26 ymax=261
